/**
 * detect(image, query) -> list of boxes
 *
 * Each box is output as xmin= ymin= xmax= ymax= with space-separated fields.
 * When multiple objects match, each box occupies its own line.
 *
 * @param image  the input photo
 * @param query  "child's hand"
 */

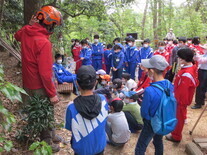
xmin=50 ymin=95 xmax=59 ymax=105
xmin=113 ymin=67 xmax=117 ymax=71
xmin=29 ymin=15 xmax=38 ymax=25
xmin=80 ymin=57 xmax=84 ymax=60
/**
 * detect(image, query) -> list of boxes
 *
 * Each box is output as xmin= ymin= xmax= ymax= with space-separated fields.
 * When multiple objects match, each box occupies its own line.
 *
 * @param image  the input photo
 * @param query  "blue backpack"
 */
xmin=151 ymin=80 xmax=177 ymax=135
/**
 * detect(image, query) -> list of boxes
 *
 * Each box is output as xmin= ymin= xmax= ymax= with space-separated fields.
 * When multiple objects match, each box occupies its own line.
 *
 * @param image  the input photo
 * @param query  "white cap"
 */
xmin=96 ymin=69 xmax=106 ymax=75
xmin=141 ymin=55 xmax=169 ymax=71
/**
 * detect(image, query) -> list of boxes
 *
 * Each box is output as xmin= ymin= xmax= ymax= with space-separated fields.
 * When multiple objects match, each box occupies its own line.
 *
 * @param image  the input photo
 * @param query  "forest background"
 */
xmin=0 ymin=0 xmax=207 ymax=54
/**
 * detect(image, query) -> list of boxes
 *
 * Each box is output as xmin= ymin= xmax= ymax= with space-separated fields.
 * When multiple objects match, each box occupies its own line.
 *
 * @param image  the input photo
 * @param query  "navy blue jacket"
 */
xmin=125 ymin=46 xmax=139 ymax=64
xmin=111 ymin=51 xmax=125 ymax=69
xmin=91 ymin=43 xmax=104 ymax=60
xmin=137 ymin=46 xmax=153 ymax=63
xmin=104 ymin=49 xmax=112 ymax=65
xmin=80 ymin=47 xmax=92 ymax=65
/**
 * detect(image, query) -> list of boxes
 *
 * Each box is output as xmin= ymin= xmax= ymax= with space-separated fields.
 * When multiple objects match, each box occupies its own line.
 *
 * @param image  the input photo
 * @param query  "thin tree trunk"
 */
xmin=0 ymin=0 xmax=4 ymax=26
xmin=141 ymin=0 xmax=149 ymax=40
xmin=152 ymin=0 xmax=158 ymax=40
xmin=23 ymin=0 xmax=43 ymax=25
xmin=158 ymin=0 xmax=162 ymax=39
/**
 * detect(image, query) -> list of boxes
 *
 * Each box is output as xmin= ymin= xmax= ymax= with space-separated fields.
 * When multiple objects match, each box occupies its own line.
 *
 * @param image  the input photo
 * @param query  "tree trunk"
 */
xmin=0 ymin=0 xmax=4 ymax=26
xmin=141 ymin=0 xmax=149 ymax=40
xmin=23 ymin=0 xmax=43 ymax=25
xmin=157 ymin=0 xmax=162 ymax=39
xmin=151 ymin=0 xmax=158 ymax=40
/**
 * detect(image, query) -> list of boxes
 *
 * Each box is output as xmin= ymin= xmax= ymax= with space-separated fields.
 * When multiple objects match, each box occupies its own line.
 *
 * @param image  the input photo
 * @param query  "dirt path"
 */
xmin=1 ymin=51 xmax=207 ymax=155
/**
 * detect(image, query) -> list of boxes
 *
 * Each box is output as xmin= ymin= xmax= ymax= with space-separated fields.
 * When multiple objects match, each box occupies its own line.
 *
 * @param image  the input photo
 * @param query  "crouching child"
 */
xmin=106 ymin=98 xmax=130 ymax=146
xmin=65 ymin=66 xmax=108 ymax=155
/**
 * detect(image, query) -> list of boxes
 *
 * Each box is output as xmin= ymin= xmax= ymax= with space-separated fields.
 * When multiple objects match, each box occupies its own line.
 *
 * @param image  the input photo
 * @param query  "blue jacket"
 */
xmin=111 ymin=51 xmax=125 ymax=69
xmin=141 ymin=80 xmax=174 ymax=120
xmin=137 ymin=46 xmax=153 ymax=63
xmin=91 ymin=43 xmax=104 ymax=60
xmin=65 ymin=94 xmax=108 ymax=155
xmin=53 ymin=63 xmax=72 ymax=84
xmin=125 ymin=46 xmax=139 ymax=64
xmin=80 ymin=47 xmax=92 ymax=65
xmin=115 ymin=43 xmax=125 ymax=54
xmin=104 ymin=49 xmax=112 ymax=65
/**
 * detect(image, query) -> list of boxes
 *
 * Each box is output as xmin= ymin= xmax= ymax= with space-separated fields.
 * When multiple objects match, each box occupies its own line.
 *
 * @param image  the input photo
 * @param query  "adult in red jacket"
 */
xmin=14 ymin=6 xmax=62 ymax=152
xmin=166 ymin=48 xmax=198 ymax=142
xmin=72 ymin=39 xmax=82 ymax=72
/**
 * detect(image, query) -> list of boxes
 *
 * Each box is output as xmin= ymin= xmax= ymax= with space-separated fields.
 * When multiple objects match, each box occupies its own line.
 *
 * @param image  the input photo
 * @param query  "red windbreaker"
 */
xmin=14 ymin=23 xmax=56 ymax=98
xmin=154 ymin=49 xmax=170 ymax=63
xmin=174 ymin=64 xmax=198 ymax=106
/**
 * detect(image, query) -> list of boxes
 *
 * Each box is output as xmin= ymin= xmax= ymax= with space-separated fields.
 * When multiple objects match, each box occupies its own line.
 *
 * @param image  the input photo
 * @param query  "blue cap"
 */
xmin=123 ymin=91 xmax=137 ymax=98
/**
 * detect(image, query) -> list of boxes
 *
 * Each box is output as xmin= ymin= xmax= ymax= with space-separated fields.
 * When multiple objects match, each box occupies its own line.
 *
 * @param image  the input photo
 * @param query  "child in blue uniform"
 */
xmin=80 ymin=39 xmax=92 ymax=66
xmin=104 ymin=44 xmax=113 ymax=74
xmin=91 ymin=35 xmax=104 ymax=71
xmin=65 ymin=66 xmax=108 ymax=155
xmin=125 ymin=38 xmax=139 ymax=80
xmin=53 ymin=54 xmax=77 ymax=84
xmin=111 ymin=45 xmax=125 ymax=80
xmin=137 ymin=39 xmax=153 ymax=80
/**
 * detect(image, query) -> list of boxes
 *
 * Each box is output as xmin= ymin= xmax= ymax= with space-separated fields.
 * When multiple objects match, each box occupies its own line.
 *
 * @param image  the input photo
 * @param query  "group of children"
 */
xmin=55 ymin=35 xmax=207 ymax=155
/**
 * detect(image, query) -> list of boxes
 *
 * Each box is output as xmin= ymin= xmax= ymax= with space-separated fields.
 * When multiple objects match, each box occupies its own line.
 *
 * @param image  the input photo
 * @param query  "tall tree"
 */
xmin=157 ymin=0 xmax=162 ymax=39
xmin=0 ymin=0 xmax=4 ymax=26
xmin=151 ymin=0 xmax=158 ymax=40
xmin=141 ymin=0 xmax=149 ymax=40
xmin=23 ymin=0 xmax=43 ymax=25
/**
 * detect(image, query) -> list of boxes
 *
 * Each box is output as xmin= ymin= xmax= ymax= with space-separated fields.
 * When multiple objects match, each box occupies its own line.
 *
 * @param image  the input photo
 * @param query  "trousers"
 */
xmin=171 ymin=104 xmax=187 ymax=141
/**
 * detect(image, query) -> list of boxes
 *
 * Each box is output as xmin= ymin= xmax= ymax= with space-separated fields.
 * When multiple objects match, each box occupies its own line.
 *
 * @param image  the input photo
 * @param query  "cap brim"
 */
xmin=141 ymin=59 xmax=154 ymax=69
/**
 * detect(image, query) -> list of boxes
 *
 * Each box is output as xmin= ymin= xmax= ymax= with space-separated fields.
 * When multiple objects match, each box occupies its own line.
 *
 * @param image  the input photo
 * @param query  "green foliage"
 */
xmin=17 ymin=96 xmax=55 ymax=143
xmin=0 ymin=65 xmax=26 ymax=153
xmin=29 ymin=141 xmax=52 ymax=155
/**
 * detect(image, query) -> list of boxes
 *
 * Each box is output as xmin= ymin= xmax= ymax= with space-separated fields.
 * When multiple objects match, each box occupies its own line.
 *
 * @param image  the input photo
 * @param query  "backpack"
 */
xmin=151 ymin=80 xmax=177 ymax=135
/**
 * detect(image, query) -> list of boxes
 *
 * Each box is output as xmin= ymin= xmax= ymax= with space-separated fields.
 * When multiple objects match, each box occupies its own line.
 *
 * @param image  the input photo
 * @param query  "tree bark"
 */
xmin=141 ymin=0 xmax=149 ymax=40
xmin=152 ymin=0 xmax=158 ymax=40
xmin=157 ymin=0 xmax=162 ymax=39
xmin=0 ymin=0 xmax=4 ymax=26
xmin=23 ymin=0 xmax=43 ymax=25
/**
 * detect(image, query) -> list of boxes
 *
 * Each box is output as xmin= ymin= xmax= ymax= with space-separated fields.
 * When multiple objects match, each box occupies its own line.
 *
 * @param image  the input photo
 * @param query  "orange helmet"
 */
xmin=36 ymin=6 xmax=63 ymax=26
xmin=100 ymin=75 xmax=111 ymax=82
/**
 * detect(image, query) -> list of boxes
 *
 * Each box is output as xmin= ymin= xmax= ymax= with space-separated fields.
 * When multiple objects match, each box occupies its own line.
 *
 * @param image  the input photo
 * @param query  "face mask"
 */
xmin=124 ymin=98 xmax=130 ymax=104
xmin=115 ymin=50 xmax=120 ymax=53
xmin=57 ymin=60 xmax=62 ymax=64
xmin=178 ymin=43 xmax=183 ymax=47
xmin=101 ymin=81 xmax=107 ymax=85
xmin=164 ymin=41 xmax=168 ymax=44
xmin=83 ymin=46 xmax=87 ymax=49
xmin=159 ymin=46 xmax=165 ymax=51
xmin=128 ymin=42 xmax=133 ymax=46
xmin=94 ymin=39 xmax=99 ymax=43
xmin=143 ymin=44 xmax=148 ymax=48
xmin=76 ymin=43 xmax=80 ymax=46
xmin=188 ymin=41 xmax=192 ymax=44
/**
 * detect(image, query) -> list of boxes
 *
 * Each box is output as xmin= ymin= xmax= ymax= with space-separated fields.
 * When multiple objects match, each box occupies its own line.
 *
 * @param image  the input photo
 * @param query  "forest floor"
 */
xmin=1 ymin=50 xmax=207 ymax=155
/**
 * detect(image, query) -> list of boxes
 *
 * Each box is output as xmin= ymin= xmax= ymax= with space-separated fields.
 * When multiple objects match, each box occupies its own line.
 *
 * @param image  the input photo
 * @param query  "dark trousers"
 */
xmin=128 ymin=63 xmax=137 ymax=80
xmin=135 ymin=119 xmax=163 ymax=155
xmin=112 ymin=68 xmax=123 ymax=80
xmin=195 ymin=69 xmax=207 ymax=106
xmin=92 ymin=59 xmax=102 ymax=71
xmin=124 ymin=111 xmax=143 ymax=133
xmin=106 ymin=64 xmax=111 ymax=74
xmin=165 ymin=69 xmax=175 ymax=82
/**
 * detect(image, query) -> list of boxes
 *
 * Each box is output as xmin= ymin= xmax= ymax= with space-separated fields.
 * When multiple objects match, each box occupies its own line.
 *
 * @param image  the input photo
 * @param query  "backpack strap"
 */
xmin=151 ymin=80 xmax=170 ymax=96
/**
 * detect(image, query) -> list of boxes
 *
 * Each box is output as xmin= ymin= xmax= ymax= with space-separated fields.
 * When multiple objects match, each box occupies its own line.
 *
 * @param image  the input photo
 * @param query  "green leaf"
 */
xmin=0 ymin=105 xmax=8 ymax=114
xmin=34 ymin=148 xmax=42 ymax=155
xmin=0 ymin=147 xmax=3 ymax=152
xmin=3 ymin=140 xmax=13 ymax=152
xmin=29 ymin=141 xmax=39 ymax=151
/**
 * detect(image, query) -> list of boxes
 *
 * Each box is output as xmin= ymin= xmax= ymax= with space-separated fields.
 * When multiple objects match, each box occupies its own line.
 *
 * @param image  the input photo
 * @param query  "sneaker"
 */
xmin=191 ymin=105 xmax=202 ymax=109
xmin=165 ymin=135 xmax=180 ymax=143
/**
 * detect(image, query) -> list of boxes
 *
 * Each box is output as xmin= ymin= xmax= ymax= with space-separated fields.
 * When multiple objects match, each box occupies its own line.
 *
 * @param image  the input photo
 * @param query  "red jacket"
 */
xmin=189 ymin=44 xmax=204 ymax=55
xmin=72 ymin=45 xmax=82 ymax=61
xmin=14 ymin=23 xmax=56 ymax=98
xmin=154 ymin=49 xmax=170 ymax=63
xmin=174 ymin=64 xmax=198 ymax=106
